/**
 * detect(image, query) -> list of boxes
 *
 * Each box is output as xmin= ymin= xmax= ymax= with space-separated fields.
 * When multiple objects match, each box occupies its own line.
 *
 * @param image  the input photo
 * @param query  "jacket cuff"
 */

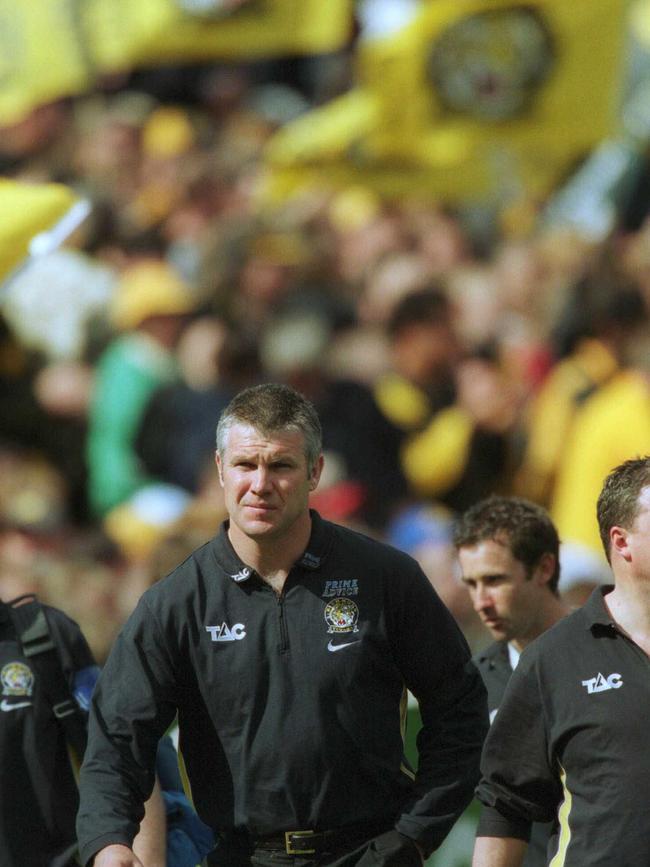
xmin=476 ymin=805 xmax=531 ymax=842
xmin=394 ymin=817 xmax=434 ymax=859
xmin=79 ymin=833 xmax=133 ymax=867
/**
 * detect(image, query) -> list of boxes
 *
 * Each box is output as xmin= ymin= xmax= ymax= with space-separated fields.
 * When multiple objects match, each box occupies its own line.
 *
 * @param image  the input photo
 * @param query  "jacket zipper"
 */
xmin=277 ymin=591 xmax=289 ymax=653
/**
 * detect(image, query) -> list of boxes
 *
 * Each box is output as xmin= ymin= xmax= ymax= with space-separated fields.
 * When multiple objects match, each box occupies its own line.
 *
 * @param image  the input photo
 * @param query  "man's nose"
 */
xmin=473 ymin=585 xmax=492 ymax=611
xmin=251 ymin=466 xmax=271 ymax=492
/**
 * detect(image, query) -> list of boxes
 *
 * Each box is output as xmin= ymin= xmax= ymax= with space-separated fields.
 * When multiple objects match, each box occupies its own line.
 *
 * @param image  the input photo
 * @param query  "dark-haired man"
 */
xmin=77 ymin=382 xmax=488 ymax=867
xmin=472 ymin=457 xmax=650 ymax=866
xmin=454 ymin=496 xmax=567 ymax=866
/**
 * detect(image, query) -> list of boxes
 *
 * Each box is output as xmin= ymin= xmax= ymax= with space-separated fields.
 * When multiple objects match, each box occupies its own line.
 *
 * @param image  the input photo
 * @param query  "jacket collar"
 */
xmin=582 ymin=584 xmax=617 ymax=631
xmin=210 ymin=509 xmax=332 ymax=583
xmin=475 ymin=639 xmax=510 ymax=669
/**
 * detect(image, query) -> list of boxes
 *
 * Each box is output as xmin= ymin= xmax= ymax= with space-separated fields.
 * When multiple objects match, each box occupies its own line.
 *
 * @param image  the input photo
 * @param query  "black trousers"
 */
xmin=208 ymin=830 xmax=423 ymax=867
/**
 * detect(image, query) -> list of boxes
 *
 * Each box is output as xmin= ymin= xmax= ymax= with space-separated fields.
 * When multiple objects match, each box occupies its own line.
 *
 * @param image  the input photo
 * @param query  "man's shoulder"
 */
xmin=6 ymin=597 xmax=84 ymax=641
xmin=3 ymin=598 xmax=96 ymax=672
xmin=328 ymin=518 xmax=420 ymax=569
xmin=140 ymin=540 xmax=217 ymax=611
xmin=520 ymin=604 xmax=591 ymax=666
xmin=153 ymin=538 xmax=216 ymax=585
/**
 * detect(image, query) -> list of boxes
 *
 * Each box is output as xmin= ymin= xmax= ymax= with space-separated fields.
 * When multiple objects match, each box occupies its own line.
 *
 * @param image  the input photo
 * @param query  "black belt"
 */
xmin=254 ymin=819 xmax=392 ymax=856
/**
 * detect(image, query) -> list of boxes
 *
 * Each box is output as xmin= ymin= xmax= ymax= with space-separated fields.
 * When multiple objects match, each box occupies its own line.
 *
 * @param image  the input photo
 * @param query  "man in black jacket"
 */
xmin=0 ymin=544 xmax=167 ymax=867
xmin=0 ymin=595 xmax=97 ymax=867
xmin=469 ymin=460 xmax=650 ymax=866
xmin=454 ymin=496 xmax=568 ymax=867
xmin=77 ymin=382 xmax=488 ymax=867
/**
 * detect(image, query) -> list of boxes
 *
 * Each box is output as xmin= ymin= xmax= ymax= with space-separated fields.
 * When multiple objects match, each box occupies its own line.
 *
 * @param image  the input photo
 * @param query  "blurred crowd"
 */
xmin=1 ymin=57 xmax=650 ymax=664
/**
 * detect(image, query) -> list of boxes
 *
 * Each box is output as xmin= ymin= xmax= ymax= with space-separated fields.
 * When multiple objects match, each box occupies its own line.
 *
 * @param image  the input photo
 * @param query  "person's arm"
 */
xmin=473 ymin=645 xmax=560 ymax=867
xmin=472 ymin=836 xmax=527 ymax=867
xmin=93 ymin=845 xmax=143 ymax=867
xmin=133 ymin=777 xmax=166 ymax=866
xmin=388 ymin=558 xmax=489 ymax=857
xmin=77 ymin=595 xmax=178 ymax=866
xmin=89 ymin=779 xmax=166 ymax=867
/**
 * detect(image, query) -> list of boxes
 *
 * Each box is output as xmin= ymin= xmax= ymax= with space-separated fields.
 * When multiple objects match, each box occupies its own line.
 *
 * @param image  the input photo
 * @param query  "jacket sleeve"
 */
xmin=76 ymin=595 xmax=179 ymax=866
xmin=388 ymin=558 xmax=489 ymax=856
xmin=475 ymin=646 xmax=561 ymax=837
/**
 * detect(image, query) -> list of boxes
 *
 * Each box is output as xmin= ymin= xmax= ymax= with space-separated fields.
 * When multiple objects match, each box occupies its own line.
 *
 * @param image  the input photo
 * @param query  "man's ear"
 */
xmin=535 ymin=552 xmax=557 ymax=587
xmin=610 ymin=526 xmax=631 ymax=563
xmin=309 ymin=454 xmax=324 ymax=491
xmin=215 ymin=451 xmax=224 ymax=487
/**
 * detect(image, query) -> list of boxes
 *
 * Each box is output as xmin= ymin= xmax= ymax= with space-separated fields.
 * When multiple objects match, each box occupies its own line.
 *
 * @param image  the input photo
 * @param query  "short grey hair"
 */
xmin=216 ymin=383 xmax=322 ymax=472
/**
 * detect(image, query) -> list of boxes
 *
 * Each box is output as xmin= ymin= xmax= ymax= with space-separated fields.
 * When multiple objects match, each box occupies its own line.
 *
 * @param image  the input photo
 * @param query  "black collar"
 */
xmin=475 ymin=639 xmax=510 ymax=668
xmin=210 ymin=509 xmax=333 ymax=584
xmin=582 ymin=585 xmax=617 ymax=632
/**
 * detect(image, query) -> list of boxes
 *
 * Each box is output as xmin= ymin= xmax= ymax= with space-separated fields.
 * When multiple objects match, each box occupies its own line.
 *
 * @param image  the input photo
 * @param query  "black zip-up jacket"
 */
xmin=473 ymin=641 xmax=551 ymax=867
xmin=0 ymin=601 xmax=96 ymax=867
xmin=77 ymin=512 xmax=487 ymax=865
xmin=476 ymin=586 xmax=650 ymax=866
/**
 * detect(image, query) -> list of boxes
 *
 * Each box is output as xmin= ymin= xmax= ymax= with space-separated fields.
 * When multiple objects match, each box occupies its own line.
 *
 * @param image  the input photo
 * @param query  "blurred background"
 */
xmin=2 ymin=2 xmax=650 ymax=861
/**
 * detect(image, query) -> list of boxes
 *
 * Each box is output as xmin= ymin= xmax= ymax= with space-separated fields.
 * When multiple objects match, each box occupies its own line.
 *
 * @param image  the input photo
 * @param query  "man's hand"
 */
xmin=93 ymin=844 xmax=144 ymax=867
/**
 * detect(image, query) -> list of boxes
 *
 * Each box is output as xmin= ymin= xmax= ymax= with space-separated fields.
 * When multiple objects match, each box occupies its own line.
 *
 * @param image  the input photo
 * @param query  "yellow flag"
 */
xmin=264 ymin=0 xmax=628 ymax=204
xmin=0 ymin=180 xmax=87 ymax=284
xmin=83 ymin=0 xmax=353 ymax=73
xmin=0 ymin=0 xmax=92 ymax=125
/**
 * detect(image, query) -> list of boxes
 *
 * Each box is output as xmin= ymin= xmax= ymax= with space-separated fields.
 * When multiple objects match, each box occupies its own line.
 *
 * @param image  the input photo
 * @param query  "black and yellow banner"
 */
xmin=0 ymin=180 xmax=84 ymax=283
xmin=0 ymin=0 xmax=91 ymax=126
xmin=264 ymin=0 xmax=629 ymax=204
xmin=83 ymin=0 xmax=353 ymax=72
xmin=0 ymin=0 xmax=353 ymax=125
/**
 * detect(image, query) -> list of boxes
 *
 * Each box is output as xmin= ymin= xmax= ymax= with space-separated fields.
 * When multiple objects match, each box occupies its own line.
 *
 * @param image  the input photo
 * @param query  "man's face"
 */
xmin=458 ymin=539 xmax=547 ymax=645
xmin=216 ymin=422 xmax=323 ymax=542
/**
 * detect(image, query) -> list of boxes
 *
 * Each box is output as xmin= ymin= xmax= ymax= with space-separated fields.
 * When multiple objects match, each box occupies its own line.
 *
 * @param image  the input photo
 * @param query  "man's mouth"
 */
xmin=482 ymin=617 xmax=503 ymax=629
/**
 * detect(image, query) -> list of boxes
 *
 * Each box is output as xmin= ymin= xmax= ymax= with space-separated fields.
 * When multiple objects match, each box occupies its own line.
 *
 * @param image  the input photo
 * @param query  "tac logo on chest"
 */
xmin=205 ymin=622 xmax=246 ymax=642
xmin=324 ymin=598 xmax=359 ymax=634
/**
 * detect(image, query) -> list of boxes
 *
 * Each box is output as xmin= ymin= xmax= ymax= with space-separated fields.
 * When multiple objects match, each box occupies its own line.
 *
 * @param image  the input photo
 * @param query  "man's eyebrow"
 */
xmin=460 ymin=572 xmax=504 ymax=582
xmin=229 ymin=451 xmax=298 ymax=462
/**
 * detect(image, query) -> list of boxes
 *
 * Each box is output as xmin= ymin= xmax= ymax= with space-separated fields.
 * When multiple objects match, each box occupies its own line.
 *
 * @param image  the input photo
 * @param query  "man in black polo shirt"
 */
xmin=77 ymin=383 xmax=487 ymax=867
xmin=454 ymin=496 xmax=568 ymax=867
xmin=473 ymin=456 xmax=650 ymax=866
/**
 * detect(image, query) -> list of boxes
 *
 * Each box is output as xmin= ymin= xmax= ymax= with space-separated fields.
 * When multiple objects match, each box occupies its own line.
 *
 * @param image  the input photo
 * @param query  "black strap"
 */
xmin=8 ymin=595 xmax=88 ymax=758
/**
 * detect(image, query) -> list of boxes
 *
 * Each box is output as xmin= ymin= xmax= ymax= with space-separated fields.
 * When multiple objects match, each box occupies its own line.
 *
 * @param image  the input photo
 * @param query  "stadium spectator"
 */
xmin=85 ymin=257 xmax=197 ymax=560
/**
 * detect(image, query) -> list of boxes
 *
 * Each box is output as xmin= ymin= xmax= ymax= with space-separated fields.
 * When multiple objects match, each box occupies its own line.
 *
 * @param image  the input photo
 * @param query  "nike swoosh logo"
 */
xmin=327 ymin=640 xmax=359 ymax=652
xmin=1 ymin=699 xmax=32 ymax=712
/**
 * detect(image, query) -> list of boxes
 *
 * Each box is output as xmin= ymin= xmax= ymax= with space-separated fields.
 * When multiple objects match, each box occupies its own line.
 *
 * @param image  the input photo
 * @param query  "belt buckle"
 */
xmin=285 ymin=829 xmax=316 ymax=855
